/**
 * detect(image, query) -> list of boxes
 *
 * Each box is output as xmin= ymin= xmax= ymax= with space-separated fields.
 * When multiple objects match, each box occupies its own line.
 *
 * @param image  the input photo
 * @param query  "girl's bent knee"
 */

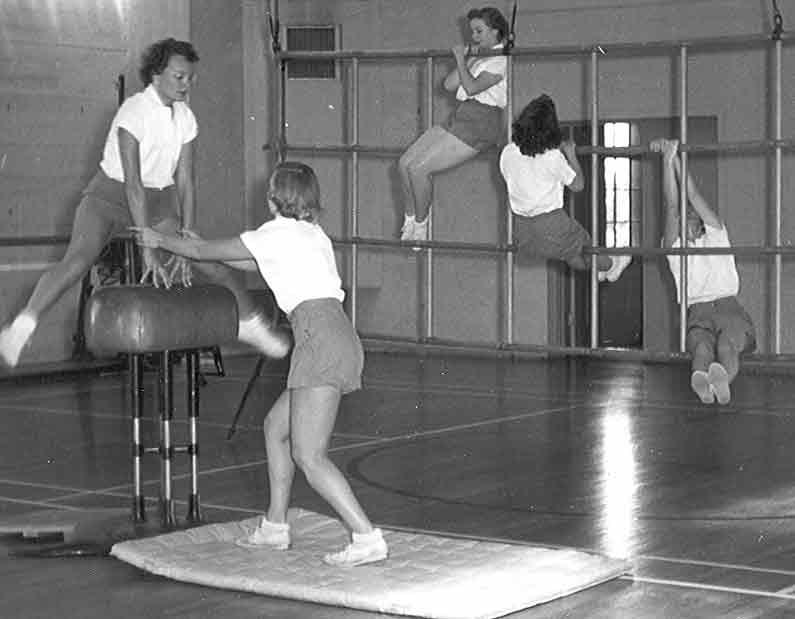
xmin=291 ymin=449 xmax=327 ymax=474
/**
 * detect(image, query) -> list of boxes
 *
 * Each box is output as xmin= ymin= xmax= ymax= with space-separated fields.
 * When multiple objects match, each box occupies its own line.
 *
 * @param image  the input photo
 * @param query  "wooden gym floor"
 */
xmin=2 ymin=350 xmax=795 ymax=618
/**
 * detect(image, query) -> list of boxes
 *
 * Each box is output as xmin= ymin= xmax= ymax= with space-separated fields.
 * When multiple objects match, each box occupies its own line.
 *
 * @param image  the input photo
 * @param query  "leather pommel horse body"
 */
xmin=84 ymin=284 xmax=238 ymax=527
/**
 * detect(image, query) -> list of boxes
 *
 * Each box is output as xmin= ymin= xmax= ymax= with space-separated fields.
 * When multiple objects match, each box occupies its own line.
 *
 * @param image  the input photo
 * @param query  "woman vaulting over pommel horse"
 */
xmin=0 ymin=38 xmax=289 ymax=367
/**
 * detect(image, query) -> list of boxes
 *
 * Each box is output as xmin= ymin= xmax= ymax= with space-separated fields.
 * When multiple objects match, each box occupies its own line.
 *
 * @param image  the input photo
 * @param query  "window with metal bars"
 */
xmin=284 ymin=25 xmax=337 ymax=79
xmin=603 ymin=122 xmax=641 ymax=248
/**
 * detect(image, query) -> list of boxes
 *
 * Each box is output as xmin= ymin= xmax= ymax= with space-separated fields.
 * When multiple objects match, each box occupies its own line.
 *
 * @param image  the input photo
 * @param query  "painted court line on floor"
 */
xmin=0 ymin=478 xmax=100 ymax=495
xmin=49 ymin=404 xmax=575 ymax=501
xmin=0 ymin=495 xmax=87 ymax=511
xmin=638 ymin=553 xmax=795 ymax=577
xmin=0 ymin=402 xmax=264 ymax=433
xmin=624 ymin=575 xmax=795 ymax=602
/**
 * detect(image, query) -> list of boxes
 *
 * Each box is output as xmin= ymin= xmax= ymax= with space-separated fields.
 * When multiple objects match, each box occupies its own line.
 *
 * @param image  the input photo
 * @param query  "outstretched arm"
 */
xmin=670 ymin=153 xmax=722 ymax=230
xmin=655 ymin=139 xmax=680 ymax=248
xmin=119 ymin=128 xmax=171 ymax=287
xmin=174 ymin=141 xmax=196 ymax=232
xmin=133 ymin=227 xmax=253 ymax=263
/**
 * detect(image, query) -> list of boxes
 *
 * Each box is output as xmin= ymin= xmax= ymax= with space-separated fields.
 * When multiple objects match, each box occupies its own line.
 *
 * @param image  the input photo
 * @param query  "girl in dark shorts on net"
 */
xmin=133 ymin=162 xmax=388 ymax=567
xmin=499 ymin=94 xmax=632 ymax=282
xmin=397 ymin=6 xmax=509 ymax=244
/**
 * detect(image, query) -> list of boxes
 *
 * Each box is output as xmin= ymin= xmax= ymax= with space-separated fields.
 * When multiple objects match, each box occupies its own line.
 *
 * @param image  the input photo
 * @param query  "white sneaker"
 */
xmin=410 ymin=218 xmax=428 ymax=252
xmin=0 ymin=314 xmax=36 ymax=368
xmin=323 ymin=528 xmax=388 ymax=567
xmin=238 ymin=314 xmax=290 ymax=359
xmin=400 ymin=215 xmax=416 ymax=242
xmin=690 ymin=370 xmax=715 ymax=404
xmin=708 ymin=362 xmax=731 ymax=405
xmin=235 ymin=516 xmax=290 ymax=550
xmin=604 ymin=255 xmax=632 ymax=282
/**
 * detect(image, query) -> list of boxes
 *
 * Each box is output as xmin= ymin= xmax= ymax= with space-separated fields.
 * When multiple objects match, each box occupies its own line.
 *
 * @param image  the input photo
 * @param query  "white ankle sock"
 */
xmin=12 ymin=313 xmax=37 ymax=339
xmin=352 ymin=528 xmax=383 ymax=544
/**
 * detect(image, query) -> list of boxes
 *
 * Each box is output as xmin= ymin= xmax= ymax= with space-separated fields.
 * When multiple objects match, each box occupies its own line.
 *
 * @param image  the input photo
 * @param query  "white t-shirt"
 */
xmin=100 ymin=84 xmax=198 ymax=189
xmin=666 ymin=223 xmax=740 ymax=306
xmin=455 ymin=46 xmax=507 ymax=108
xmin=499 ymin=143 xmax=576 ymax=218
xmin=240 ymin=216 xmax=345 ymax=314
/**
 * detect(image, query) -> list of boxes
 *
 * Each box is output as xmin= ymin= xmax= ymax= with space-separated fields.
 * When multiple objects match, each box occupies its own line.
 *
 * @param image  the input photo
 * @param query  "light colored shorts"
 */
xmin=446 ymin=100 xmax=505 ymax=151
xmin=514 ymin=208 xmax=592 ymax=267
xmin=687 ymin=296 xmax=756 ymax=353
xmin=287 ymin=298 xmax=363 ymax=394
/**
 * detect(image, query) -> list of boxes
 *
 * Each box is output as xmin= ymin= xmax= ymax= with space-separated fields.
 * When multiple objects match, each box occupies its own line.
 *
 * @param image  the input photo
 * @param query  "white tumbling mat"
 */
xmin=111 ymin=508 xmax=628 ymax=619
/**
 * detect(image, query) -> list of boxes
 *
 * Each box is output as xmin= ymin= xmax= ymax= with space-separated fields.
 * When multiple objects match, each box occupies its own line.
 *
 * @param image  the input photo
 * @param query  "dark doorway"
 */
xmin=549 ymin=117 xmax=718 ymax=350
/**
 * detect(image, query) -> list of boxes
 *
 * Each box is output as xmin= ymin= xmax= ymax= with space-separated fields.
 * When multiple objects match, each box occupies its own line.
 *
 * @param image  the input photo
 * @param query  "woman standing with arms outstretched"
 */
xmin=134 ymin=162 xmax=388 ymax=567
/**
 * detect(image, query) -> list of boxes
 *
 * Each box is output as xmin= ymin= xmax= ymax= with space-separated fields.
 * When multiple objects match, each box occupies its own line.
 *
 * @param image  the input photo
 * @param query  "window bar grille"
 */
xmin=424 ymin=55 xmax=434 ymax=341
xmin=589 ymin=48 xmax=600 ymax=348
xmin=678 ymin=45 xmax=689 ymax=352
xmin=773 ymin=36 xmax=783 ymax=353
xmin=505 ymin=54 xmax=515 ymax=346
xmin=350 ymin=57 xmax=360 ymax=328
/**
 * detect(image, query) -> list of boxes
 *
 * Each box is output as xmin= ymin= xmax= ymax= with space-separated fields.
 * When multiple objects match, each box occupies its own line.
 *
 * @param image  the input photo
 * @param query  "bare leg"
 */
xmin=687 ymin=327 xmax=717 ymax=403
xmin=398 ymin=128 xmax=441 ymax=218
xmin=290 ymin=385 xmax=374 ymax=534
xmin=398 ymin=126 xmax=478 ymax=222
xmin=23 ymin=199 xmax=121 ymax=319
xmin=715 ymin=331 xmax=744 ymax=383
xmin=263 ymin=389 xmax=294 ymax=523
xmin=190 ymin=260 xmax=263 ymax=320
xmin=0 ymin=198 xmax=122 ymax=366
xmin=687 ymin=328 xmax=715 ymax=373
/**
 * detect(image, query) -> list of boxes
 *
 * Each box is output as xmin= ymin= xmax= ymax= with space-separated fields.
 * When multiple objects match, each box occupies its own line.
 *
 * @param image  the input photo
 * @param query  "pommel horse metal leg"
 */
xmin=153 ymin=348 xmax=201 ymax=526
xmin=129 ymin=347 xmax=203 ymax=526
xmin=186 ymin=351 xmax=201 ymax=522
xmin=85 ymin=284 xmax=238 ymax=529
xmin=158 ymin=349 xmax=176 ymax=527
xmin=130 ymin=354 xmax=146 ymax=522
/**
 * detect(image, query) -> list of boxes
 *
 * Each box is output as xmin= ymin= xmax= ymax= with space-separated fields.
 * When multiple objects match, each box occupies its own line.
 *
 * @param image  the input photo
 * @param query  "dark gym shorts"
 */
xmin=446 ymin=99 xmax=505 ymax=151
xmin=287 ymin=298 xmax=364 ymax=394
xmin=687 ymin=296 xmax=757 ymax=353
xmin=514 ymin=208 xmax=592 ymax=267
xmin=81 ymin=169 xmax=180 ymax=229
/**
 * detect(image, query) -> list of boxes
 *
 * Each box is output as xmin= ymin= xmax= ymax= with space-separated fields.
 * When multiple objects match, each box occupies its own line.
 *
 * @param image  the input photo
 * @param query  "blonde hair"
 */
xmin=267 ymin=162 xmax=321 ymax=222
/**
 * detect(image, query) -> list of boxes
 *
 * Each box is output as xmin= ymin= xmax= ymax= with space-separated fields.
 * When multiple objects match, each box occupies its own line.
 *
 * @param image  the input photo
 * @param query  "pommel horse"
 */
xmin=0 ymin=241 xmax=242 ymax=556
xmin=84 ymin=283 xmax=238 ymax=527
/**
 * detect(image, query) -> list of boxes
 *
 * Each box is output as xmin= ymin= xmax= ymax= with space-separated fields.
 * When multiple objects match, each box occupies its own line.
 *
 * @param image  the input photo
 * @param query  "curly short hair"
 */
xmin=139 ymin=38 xmax=199 ymax=85
xmin=466 ymin=7 xmax=509 ymax=42
xmin=511 ymin=94 xmax=563 ymax=157
xmin=267 ymin=162 xmax=322 ymax=222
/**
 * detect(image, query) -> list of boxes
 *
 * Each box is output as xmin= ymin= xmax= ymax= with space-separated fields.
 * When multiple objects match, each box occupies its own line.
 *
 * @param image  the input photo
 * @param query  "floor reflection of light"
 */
xmin=600 ymin=405 xmax=638 ymax=558
xmin=111 ymin=0 xmax=126 ymax=22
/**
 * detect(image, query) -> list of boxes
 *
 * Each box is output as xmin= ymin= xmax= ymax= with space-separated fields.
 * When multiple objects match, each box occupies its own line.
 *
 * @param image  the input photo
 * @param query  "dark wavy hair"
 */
xmin=511 ymin=94 xmax=563 ymax=157
xmin=267 ymin=162 xmax=321 ymax=222
xmin=139 ymin=38 xmax=199 ymax=85
xmin=466 ymin=7 xmax=509 ymax=42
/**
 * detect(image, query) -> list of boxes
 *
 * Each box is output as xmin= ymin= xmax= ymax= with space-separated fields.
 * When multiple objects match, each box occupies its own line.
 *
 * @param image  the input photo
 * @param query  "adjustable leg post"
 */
xmin=186 ymin=351 xmax=202 ymax=523
xmin=130 ymin=353 xmax=146 ymax=523
xmin=158 ymin=350 xmax=176 ymax=528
